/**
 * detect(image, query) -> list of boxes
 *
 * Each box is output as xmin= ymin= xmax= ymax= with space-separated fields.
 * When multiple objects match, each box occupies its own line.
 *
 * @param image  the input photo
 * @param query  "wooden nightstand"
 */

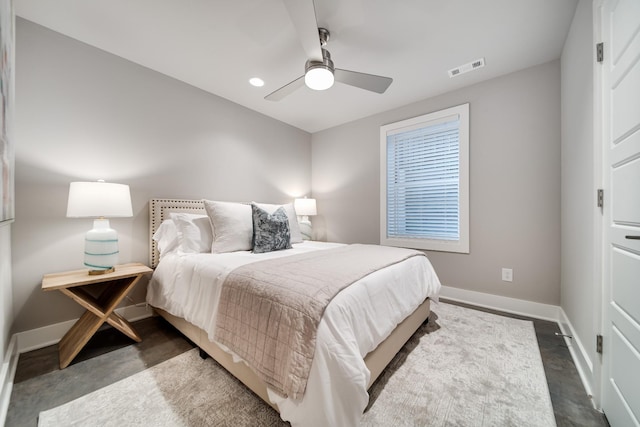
xmin=42 ymin=263 xmax=153 ymax=369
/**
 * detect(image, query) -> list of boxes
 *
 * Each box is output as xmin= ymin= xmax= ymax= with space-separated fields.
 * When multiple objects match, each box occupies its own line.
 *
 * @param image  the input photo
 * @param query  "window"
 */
xmin=380 ymin=103 xmax=469 ymax=253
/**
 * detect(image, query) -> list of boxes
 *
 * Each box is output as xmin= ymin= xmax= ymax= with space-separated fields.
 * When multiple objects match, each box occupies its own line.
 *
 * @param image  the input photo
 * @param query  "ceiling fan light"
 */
xmin=305 ymin=66 xmax=334 ymax=91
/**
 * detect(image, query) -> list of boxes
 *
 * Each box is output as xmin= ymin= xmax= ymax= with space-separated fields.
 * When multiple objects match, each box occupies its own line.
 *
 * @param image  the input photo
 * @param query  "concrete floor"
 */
xmin=5 ymin=302 xmax=609 ymax=427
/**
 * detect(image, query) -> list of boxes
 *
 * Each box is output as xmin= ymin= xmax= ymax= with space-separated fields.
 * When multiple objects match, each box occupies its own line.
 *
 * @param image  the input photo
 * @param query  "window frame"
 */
xmin=380 ymin=103 xmax=469 ymax=253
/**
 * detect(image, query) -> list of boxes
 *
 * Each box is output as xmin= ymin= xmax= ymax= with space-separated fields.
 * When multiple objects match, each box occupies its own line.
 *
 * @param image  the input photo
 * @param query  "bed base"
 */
xmin=153 ymin=297 xmax=430 ymax=411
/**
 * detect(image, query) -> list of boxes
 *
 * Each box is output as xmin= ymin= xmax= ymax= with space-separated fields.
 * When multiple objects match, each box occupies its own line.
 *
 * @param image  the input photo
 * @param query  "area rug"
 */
xmin=38 ymin=303 xmax=556 ymax=426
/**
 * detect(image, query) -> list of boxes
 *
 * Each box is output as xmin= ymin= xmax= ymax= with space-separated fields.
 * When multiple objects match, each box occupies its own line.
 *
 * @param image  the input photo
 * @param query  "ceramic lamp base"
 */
xmin=299 ymin=218 xmax=313 ymax=241
xmin=84 ymin=218 xmax=119 ymax=273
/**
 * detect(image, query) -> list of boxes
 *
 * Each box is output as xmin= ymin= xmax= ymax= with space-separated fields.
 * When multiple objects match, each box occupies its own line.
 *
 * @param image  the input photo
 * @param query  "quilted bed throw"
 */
xmin=214 ymin=243 xmax=425 ymax=399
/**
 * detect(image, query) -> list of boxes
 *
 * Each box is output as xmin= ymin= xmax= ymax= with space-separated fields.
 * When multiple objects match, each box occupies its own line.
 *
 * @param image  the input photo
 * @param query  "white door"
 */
xmin=600 ymin=0 xmax=640 ymax=425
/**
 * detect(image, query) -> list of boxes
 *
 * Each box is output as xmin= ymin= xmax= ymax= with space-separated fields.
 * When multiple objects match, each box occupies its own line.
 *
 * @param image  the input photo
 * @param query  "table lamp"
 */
xmin=66 ymin=181 xmax=133 ymax=275
xmin=294 ymin=197 xmax=317 ymax=240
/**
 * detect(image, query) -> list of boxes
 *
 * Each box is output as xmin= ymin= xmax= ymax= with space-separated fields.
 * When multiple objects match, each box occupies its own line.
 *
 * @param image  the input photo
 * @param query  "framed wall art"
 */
xmin=0 ymin=0 xmax=13 ymax=225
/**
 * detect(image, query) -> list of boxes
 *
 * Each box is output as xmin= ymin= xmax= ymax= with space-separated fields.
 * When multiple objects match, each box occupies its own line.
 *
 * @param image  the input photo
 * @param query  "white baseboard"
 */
xmin=439 ymin=285 xmax=561 ymax=321
xmin=15 ymin=303 xmax=154 ymax=354
xmin=0 ymin=334 xmax=18 ymax=427
xmin=558 ymin=308 xmax=596 ymax=406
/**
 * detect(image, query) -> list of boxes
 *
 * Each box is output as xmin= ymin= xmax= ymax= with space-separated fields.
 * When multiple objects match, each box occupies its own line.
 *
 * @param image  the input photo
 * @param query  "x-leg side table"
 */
xmin=41 ymin=263 xmax=153 ymax=369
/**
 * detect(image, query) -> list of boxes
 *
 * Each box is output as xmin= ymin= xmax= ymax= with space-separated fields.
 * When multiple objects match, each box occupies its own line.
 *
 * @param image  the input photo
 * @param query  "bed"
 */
xmin=145 ymin=198 xmax=441 ymax=426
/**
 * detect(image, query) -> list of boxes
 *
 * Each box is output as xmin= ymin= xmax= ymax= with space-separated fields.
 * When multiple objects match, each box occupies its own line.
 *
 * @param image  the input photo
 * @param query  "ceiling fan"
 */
xmin=265 ymin=0 xmax=393 ymax=101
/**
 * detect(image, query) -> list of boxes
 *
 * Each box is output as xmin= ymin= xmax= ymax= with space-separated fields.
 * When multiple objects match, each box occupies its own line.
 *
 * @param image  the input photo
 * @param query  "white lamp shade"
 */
xmin=294 ymin=198 xmax=317 ymax=217
xmin=67 ymin=182 xmax=133 ymax=218
xmin=67 ymin=181 xmax=132 ymax=272
xmin=305 ymin=67 xmax=334 ymax=91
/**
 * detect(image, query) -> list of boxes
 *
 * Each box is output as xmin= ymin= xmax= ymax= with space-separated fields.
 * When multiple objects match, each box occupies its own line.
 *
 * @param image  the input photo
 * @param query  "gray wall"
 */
xmin=560 ymin=0 xmax=598 ymax=395
xmin=312 ymin=60 xmax=561 ymax=305
xmin=12 ymin=19 xmax=311 ymax=333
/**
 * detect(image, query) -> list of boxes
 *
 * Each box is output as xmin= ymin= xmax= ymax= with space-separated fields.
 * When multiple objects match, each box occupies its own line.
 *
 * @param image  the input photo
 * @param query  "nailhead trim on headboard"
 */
xmin=149 ymin=198 xmax=206 ymax=268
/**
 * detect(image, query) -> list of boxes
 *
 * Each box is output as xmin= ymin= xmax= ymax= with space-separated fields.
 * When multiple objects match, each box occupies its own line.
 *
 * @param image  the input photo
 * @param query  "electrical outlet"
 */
xmin=502 ymin=268 xmax=513 ymax=282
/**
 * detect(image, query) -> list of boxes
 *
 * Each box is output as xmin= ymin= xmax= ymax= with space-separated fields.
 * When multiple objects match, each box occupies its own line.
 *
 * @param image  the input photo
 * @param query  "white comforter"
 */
xmin=146 ymin=241 xmax=441 ymax=427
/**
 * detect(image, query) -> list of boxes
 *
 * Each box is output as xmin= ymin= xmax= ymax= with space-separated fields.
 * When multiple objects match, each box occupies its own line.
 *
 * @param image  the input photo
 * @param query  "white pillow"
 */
xmin=203 ymin=200 xmax=253 ymax=253
xmin=153 ymin=219 xmax=180 ymax=255
xmin=254 ymin=202 xmax=302 ymax=244
xmin=170 ymin=212 xmax=213 ymax=253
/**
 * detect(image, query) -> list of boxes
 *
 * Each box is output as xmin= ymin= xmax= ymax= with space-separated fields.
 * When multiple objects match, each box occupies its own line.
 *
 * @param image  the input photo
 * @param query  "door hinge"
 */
xmin=597 ymin=189 xmax=604 ymax=208
xmin=597 ymin=42 xmax=604 ymax=63
xmin=596 ymin=334 xmax=603 ymax=354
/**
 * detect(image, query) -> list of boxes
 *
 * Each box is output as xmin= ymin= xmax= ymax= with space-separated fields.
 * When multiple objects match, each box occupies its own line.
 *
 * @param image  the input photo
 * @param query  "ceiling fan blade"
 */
xmin=334 ymin=69 xmax=393 ymax=94
xmin=265 ymin=75 xmax=305 ymax=101
xmin=282 ymin=0 xmax=323 ymax=61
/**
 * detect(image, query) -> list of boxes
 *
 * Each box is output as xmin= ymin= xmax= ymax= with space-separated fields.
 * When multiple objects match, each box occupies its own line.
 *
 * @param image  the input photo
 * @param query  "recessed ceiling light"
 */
xmin=249 ymin=77 xmax=265 ymax=87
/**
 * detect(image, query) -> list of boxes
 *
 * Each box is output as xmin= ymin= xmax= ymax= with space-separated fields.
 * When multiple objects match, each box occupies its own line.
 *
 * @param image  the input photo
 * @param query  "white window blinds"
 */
xmin=386 ymin=115 xmax=460 ymax=241
xmin=380 ymin=103 xmax=469 ymax=253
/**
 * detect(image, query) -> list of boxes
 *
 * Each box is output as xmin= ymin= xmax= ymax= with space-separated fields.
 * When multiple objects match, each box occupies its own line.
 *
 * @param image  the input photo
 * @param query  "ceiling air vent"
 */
xmin=448 ymin=57 xmax=485 ymax=78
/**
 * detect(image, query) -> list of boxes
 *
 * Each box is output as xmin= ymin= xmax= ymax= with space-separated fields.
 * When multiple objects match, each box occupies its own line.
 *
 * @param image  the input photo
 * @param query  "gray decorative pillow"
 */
xmin=251 ymin=204 xmax=292 ymax=253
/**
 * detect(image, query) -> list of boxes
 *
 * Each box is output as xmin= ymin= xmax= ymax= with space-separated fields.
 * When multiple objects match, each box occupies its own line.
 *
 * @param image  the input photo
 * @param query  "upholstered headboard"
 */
xmin=149 ymin=198 xmax=206 ymax=268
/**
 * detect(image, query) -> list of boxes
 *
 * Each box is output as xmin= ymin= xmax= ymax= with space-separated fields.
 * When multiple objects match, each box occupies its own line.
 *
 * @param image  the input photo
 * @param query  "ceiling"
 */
xmin=15 ymin=0 xmax=578 ymax=133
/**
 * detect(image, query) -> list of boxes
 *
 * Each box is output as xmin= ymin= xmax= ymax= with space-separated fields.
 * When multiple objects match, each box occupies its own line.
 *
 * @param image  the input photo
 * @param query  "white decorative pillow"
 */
xmin=254 ymin=202 xmax=302 ymax=244
xmin=153 ymin=219 xmax=180 ymax=255
xmin=170 ymin=212 xmax=213 ymax=253
xmin=203 ymin=200 xmax=253 ymax=253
